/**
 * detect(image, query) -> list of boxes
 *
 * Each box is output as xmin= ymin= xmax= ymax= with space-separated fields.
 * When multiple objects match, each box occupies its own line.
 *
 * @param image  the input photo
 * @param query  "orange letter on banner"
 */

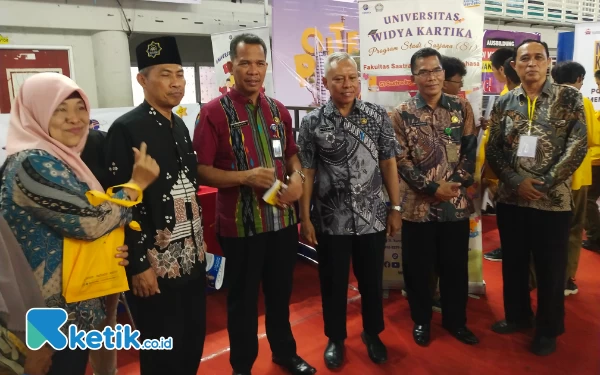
xmin=301 ymin=28 xmax=325 ymax=54
xmin=347 ymin=31 xmax=359 ymax=54
xmin=329 ymin=22 xmax=343 ymax=51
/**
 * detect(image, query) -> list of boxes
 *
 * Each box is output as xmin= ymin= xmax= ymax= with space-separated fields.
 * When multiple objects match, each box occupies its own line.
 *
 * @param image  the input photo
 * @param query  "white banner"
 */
xmin=358 ymin=0 xmax=484 ymax=117
xmin=574 ymin=23 xmax=600 ymax=110
xmin=360 ymin=0 xmax=486 ymax=293
xmin=210 ymin=26 xmax=274 ymax=99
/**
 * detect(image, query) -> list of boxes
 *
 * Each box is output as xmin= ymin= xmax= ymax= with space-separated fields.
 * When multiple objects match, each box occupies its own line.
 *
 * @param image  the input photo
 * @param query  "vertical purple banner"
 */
xmin=271 ymin=0 xmax=359 ymax=107
xmin=482 ymin=30 xmax=540 ymax=95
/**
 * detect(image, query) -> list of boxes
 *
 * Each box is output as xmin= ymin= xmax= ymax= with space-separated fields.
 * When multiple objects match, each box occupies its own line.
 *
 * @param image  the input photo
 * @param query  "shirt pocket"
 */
xmin=403 ymin=123 xmax=435 ymax=164
xmin=315 ymin=126 xmax=342 ymax=150
xmin=503 ymin=114 xmax=527 ymax=138
xmin=549 ymin=118 xmax=569 ymax=131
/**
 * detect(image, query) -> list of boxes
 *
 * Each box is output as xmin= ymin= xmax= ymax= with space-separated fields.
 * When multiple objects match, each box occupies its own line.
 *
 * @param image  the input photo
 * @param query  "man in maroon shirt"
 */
xmin=193 ymin=33 xmax=315 ymax=375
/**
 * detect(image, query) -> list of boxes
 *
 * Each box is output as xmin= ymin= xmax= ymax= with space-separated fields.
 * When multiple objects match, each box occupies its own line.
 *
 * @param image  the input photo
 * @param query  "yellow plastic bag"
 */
xmin=62 ymin=183 xmax=142 ymax=304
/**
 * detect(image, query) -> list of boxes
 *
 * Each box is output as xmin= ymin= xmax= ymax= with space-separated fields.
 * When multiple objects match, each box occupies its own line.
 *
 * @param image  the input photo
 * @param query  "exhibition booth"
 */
xmin=0 ymin=0 xmax=597 ymax=296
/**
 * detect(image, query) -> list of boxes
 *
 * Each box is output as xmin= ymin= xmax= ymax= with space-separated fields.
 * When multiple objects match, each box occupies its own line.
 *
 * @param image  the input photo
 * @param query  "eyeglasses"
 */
xmin=445 ymin=79 xmax=464 ymax=85
xmin=413 ymin=68 xmax=444 ymax=77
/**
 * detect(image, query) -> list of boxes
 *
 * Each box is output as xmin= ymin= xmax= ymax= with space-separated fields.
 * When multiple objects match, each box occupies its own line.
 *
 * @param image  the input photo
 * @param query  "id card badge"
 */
xmin=272 ymin=139 xmax=283 ymax=158
xmin=445 ymin=143 xmax=459 ymax=163
xmin=517 ymin=135 xmax=538 ymax=158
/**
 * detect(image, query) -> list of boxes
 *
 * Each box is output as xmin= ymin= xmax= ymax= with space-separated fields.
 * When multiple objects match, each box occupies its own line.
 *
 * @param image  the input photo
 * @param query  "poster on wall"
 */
xmin=359 ymin=0 xmax=485 ymax=293
xmin=482 ymin=30 xmax=540 ymax=95
xmin=0 ymin=46 xmax=73 ymax=113
xmin=272 ymin=0 xmax=359 ymax=108
xmin=573 ymin=23 xmax=600 ymax=110
xmin=210 ymin=27 xmax=274 ymax=98
xmin=359 ymin=0 xmax=484 ymax=116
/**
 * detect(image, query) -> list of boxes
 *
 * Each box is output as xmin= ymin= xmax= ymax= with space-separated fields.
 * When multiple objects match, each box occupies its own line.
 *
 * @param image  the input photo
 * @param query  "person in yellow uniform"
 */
xmin=583 ymin=69 xmax=600 ymax=251
xmin=550 ymin=62 xmax=600 ymax=297
xmin=480 ymin=55 xmax=521 ymax=262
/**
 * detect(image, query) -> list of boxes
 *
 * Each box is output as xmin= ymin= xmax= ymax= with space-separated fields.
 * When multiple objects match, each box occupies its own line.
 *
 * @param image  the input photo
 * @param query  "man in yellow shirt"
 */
xmin=551 ymin=61 xmax=599 ymax=295
xmin=490 ymin=48 xmax=514 ymax=94
xmin=583 ymin=69 xmax=600 ymax=252
xmin=480 ymin=55 xmax=521 ymax=262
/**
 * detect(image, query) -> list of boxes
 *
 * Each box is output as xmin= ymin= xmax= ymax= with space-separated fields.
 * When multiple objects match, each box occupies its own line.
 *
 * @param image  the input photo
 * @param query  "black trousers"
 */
xmin=584 ymin=165 xmax=600 ymax=242
xmin=496 ymin=203 xmax=571 ymax=338
xmin=46 ymin=348 xmax=89 ymax=375
xmin=316 ymin=231 xmax=386 ymax=341
xmin=219 ymin=225 xmax=298 ymax=373
xmin=402 ymin=220 xmax=470 ymax=330
xmin=127 ymin=274 xmax=206 ymax=375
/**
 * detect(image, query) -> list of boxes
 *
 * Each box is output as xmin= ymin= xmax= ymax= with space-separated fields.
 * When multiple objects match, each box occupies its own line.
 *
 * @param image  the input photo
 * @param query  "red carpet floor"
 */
xmin=91 ymin=217 xmax=600 ymax=374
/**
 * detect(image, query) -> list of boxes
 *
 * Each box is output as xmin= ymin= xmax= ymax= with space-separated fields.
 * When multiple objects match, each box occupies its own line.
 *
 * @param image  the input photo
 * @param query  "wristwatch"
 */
xmin=390 ymin=205 xmax=403 ymax=213
xmin=294 ymin=169 xmax=306 ymax=183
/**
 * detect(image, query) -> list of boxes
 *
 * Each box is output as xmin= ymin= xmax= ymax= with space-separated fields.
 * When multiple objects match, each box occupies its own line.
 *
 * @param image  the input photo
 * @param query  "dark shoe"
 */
xmin=531 ymin=336 xmax=557 ymax=356
xmin=232 ymin=372 xmax=251 ymax=375
xmin=447 ymin=326 xmax=479 ymax=345
xmin=361 ymin=331 xmax=387 ymax=364
xmin=413 ymin=324 xmax=430 ymax=346
xmin=491 ymin=319 xmax=533 ymax=334
xmin=564 ymin=278 xmax=578 ymax=296
xmin=482 ymin=206 xmax=496 ymax=216
xmin=272 ymin=355 xmax=316 ymax=375
xmin=324 ymin=340 xmax=344 ymax=369
xmin=582 ymin=239 xmax=600 ymax=251
xmin=483 ymin=248 xmax=502 ymax=262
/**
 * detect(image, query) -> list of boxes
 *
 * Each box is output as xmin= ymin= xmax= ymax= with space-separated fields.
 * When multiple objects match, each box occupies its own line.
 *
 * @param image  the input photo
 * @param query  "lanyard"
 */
xmin=527 ymin=96 xmax=537 ymax=135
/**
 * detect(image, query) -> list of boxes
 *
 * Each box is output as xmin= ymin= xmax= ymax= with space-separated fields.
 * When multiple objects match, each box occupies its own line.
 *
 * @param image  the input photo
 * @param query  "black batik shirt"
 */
xmin=104 ymin=101 xmax=205 ymax=287
xmin=297 ymin=99 xmax=400 ymax=235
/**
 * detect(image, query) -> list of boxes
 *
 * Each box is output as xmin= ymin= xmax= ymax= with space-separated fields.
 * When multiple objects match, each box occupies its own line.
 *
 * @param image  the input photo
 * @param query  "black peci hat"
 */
xmin=136 ymin=36 xmax=182 ymax=71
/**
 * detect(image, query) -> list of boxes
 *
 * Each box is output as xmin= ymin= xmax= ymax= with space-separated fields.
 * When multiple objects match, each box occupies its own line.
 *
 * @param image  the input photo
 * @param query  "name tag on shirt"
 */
xmin=446 ymin=143 xmax=460 ymax=163
xmin=230 ymin=121 xmax=249 ymax=129
xmin=272 ymin=139 xmax=283 ymax=158
xmin=319 ymin=125 xmax=335 ymax=132
xmin=517 ymin=136 xmax=537 ymax=158
xmin=411 ymin=121 xmax=428 ymax=127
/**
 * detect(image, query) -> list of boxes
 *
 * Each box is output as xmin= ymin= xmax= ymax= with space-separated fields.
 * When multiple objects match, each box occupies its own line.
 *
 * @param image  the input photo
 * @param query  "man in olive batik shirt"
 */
xmin=392 ymin=48 xmax=478 ymax=348
xmin=486 ymin=40 xmax=587 ymax=356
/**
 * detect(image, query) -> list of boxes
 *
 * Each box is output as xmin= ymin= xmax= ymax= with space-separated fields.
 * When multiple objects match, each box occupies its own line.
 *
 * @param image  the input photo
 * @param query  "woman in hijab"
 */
xmin=0 ymin=73 xmax=160 ymax=375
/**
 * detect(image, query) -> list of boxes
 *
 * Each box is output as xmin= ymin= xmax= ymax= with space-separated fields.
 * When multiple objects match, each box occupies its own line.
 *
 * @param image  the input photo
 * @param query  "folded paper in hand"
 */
xmin=262 ymin=180 xmax=284 ymax=206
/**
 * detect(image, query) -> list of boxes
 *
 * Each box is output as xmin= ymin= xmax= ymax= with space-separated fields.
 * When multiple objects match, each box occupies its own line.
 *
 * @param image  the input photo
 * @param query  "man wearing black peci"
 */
xmin=104 ymin=36 xmax=207 ymax=374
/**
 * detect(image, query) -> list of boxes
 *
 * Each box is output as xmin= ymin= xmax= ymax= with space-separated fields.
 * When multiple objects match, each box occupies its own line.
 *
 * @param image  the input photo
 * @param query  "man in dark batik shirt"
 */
xmin=486 ymin=40 xmax=587 ymax=356
xmin=392 ymin=48 xmax=479 ymax=347
xmin=104 ymin=36 xmax=206 ymax=375
xmin=298 ymin=52 xmax=401 ymax=370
